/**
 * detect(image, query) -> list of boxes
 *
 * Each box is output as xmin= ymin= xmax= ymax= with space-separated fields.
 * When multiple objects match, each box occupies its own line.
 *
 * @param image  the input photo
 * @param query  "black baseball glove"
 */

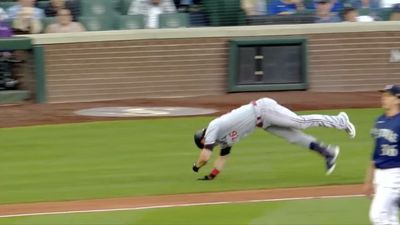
xmin=192 ymin=163 xmax=200 ymax=172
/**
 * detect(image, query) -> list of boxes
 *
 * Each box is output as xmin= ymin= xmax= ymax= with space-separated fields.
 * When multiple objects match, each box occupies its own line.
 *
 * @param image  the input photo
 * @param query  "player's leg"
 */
xmin=265 ymin=126 xmax=340 ymax=174
xmin=260 ymin=102 xmax=356 ymax=138
xmin=369 ymin=185 xmax=400 ymax=225
xmin=388 ymin=197 xmax=400 ymax=225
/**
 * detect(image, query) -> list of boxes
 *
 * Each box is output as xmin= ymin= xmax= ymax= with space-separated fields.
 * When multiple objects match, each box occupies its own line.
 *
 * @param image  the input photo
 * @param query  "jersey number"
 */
xmin=380 ymin=144 xmax=399 ymax=157
xmin=229 ymin=131 xmax=238 ymax=141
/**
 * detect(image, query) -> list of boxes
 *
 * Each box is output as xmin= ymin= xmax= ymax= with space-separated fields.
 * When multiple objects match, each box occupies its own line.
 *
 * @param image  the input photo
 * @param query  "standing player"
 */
xmin=364 ymin=84 xmax=400 ymax=225
xmin=192 ymin=97 xmax=356 ymax=180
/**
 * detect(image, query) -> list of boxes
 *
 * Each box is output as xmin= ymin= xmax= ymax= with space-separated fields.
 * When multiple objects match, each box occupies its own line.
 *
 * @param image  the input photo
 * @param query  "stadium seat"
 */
xmin=220 ymin=0 xmax=246 ymax=26
xmin=78 ymin=16 xmax=115 ymax=31
xmin=0 ymin=1 xmax=16 ymax=10
xmin=37 ymin=1 xmax=49 ymax=10
xmin=117 ymin=14 xmax=145 ymax=29
xmin=80 ymin=0 xmax=119 ymax=16
xmin=377 ymin=7 xmax=393 ymax=20
xmin=202 ymin=0 xmax=222 ymax=26
xmin=119 ymin=0 xmax=134 ymax=15
xmin=158 ymin=13 xmax=189 ymax=28
xmin=202 ymin=0 xmax=245 ymax=26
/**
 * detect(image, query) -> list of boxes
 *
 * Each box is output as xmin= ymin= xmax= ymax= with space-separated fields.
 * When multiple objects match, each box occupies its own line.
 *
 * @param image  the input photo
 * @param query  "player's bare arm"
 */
xmin=194 ymin=148 xmax=212 ymax=169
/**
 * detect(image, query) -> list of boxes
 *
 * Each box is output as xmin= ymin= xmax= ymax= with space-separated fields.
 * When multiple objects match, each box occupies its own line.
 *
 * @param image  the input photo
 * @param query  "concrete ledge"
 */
xmin=19 ymin=21 xmax=400 ymax=45
xmin=0 ymin=90 xmax=30 ymax=104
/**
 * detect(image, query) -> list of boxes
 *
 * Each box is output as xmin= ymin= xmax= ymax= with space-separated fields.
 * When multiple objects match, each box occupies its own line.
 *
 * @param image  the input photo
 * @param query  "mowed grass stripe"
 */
xmin=0 ymin=108 xmax=380 ymax=204
xmin=0 ymin=197 xmax=371 ymax=225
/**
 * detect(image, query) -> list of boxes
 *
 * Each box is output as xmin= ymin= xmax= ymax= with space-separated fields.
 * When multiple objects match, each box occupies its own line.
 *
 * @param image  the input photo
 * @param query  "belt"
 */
xmin=251 ymin=101 xmax=263 ymax=128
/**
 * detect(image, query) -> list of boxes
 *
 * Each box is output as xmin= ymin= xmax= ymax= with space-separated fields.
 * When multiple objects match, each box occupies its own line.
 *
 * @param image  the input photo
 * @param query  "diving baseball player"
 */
xmin=365 ymin=84 xmax=400 ymax=225
xmin=192 ymin=97 xmax=356 ymax=180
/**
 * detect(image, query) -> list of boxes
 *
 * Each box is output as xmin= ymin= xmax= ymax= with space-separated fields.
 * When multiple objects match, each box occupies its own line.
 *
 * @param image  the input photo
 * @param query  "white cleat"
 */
xmin=326 ymin=145 xmax=340 ymax=175
xmin=339 ymin=112 xmax=356 ymax=139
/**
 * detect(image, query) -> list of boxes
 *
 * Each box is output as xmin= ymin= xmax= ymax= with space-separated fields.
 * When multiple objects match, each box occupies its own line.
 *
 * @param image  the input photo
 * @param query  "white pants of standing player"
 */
xmin=370 ymin=168 xmax=400 ymax=225
xmin=255 ymin=98 xmax=348 ymax=131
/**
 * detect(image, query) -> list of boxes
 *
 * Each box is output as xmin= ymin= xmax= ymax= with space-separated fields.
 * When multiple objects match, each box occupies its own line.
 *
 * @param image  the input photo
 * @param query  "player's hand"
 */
xmin=192 ymin=163 xmax=200 ymax=172
xmin=197 ymin=175 xmax=214 ymax=181
xmin=363 ymin=182 xmax=374 ymax=199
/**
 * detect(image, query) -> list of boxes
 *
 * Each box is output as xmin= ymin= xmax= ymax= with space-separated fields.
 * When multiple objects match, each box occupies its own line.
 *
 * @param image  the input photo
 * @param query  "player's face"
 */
xmin=381 ymin=92 xmax=399 ymax=110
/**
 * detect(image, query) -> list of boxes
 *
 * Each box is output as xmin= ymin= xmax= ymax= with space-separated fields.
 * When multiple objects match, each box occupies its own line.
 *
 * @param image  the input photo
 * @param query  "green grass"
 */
xmin=0 ymin=197 xmax=371 ymax=225
xmin=0 ymin=108 xmax=381 ymax=204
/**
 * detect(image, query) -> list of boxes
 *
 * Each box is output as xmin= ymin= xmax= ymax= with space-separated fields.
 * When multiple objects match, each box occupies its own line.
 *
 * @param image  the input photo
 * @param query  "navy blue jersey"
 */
xmin=371 ymin=113 xmax=400 ymax=169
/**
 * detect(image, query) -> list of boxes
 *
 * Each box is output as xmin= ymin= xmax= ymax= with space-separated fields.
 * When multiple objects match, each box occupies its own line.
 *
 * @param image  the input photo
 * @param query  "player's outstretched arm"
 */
xmin=198 ymin=147 xmax=231 ymax=181
xmin=192 ymin=148 xmax=212 ymax=172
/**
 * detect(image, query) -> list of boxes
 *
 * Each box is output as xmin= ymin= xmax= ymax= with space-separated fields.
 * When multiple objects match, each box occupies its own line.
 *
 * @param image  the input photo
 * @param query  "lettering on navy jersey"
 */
xmin=371 ymin=128 xmax=398 ymax=142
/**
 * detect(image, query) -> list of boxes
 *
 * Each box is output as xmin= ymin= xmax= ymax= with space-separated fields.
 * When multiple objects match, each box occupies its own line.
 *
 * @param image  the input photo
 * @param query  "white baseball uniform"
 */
xmin=369 ymin=112 xmax=400 ymax=225
xmin=204 ymin=97 xmax=348 ymax=149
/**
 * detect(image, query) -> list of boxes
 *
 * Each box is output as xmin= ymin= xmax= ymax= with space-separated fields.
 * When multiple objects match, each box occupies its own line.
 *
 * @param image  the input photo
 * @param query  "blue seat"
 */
xmin=78 ymin=16 xmax=116 ymax=31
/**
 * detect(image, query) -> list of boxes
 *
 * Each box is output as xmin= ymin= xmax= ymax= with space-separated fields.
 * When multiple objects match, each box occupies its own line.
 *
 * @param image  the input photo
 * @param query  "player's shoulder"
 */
xmin=207 ymin=118 xmax=221 ymax=131
xmin=374 ymin=114 xmax=386 ymax=122
xmin=393 ymin=113 xmax=400 ymax=125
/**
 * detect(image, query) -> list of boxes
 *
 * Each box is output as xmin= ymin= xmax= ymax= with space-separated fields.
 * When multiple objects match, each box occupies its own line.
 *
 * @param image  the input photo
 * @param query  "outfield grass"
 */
xmin=0 ymin=108 xmax=381 ymax=204
xmin=0 ymin=197 xmax=371 ymax=225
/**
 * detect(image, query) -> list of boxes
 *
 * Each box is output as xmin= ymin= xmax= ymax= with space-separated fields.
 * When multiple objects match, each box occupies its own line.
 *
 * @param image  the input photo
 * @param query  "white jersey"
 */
xmin=204 ymin=103 xmax=257 ymax=148
xmin=203 ymin=97 xmax=348 ymax=149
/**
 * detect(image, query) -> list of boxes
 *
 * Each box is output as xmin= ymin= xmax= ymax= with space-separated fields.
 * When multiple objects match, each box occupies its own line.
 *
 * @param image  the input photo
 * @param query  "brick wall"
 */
xmin=44 ymin=38 xmax=228 ymax=103
xmin=40 ymin=28 xmax=400 ymax=103
xmin=307 ymin=31 xmax=400 ymax=91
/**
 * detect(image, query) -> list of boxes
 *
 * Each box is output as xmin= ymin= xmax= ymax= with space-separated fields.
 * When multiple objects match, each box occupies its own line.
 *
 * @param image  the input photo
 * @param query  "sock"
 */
xmin=309 ymin=142 xmax=330 ymax=157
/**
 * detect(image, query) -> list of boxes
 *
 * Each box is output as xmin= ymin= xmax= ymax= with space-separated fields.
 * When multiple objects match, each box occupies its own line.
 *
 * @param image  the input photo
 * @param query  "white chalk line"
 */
xmin=0 ymin=194 xmax=365 ymax=218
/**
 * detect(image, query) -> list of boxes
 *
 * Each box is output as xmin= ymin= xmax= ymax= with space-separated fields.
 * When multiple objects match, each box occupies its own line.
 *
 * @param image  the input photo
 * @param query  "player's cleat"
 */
xmin=339 ymin=112 xmax=356 ymax=139
xmin=325 ymin=145 xmax=340 ymax=175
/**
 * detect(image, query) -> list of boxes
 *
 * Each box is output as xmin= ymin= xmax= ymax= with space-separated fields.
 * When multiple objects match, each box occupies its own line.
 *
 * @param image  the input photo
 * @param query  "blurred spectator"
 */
xmin=307 ymin=0 xmax=344 ymax=12
xmin=7 ymin=0 xmax=44 ymax=19
xmin=44 ymin=0 xmax=80 ymax=21
xmin=341 ymin=5 xmax=375 ymax=21
xmin=314 ymin=0 xmax=341 ymax=22
xmin=128 ymin=0 xmax=176 ymax=28
xmin=176 ymin=0 xmax=202 ymax=12
xmin=390 ymin=3 xmax=400 ymax=19
xmin=0 ymin=7 xmax=8 ymax=21
xmin=175 ymin=0 xmax=206 ymax=26
xmin=241 ymin=0 xmax=267 ymax=15
xmin=342 ymin=6 xmax=358 ymax=21
xmin=382 ymin=0 xmax=400 ymax=8
xmin=0 ymin=22 xmax=12 ymax=38
xmin=44 ymin=0 xmax=65 ymax=17
xmin=45 ymin=8 xmax=85 ymax=33
xmin=348 ymin=0 xmax=381 ymax=10
xmin=65 ymin=0 xmax=80 ymax=21
xmin=329 ymin=0 xmax=345 ymax=12
xmin=0 ymin=8 xmax=12 ymax=38
xmin=12 ymin=7 xmax=43 ymax=34
xmin=268 ymin=0 xmax=305 ymax=15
